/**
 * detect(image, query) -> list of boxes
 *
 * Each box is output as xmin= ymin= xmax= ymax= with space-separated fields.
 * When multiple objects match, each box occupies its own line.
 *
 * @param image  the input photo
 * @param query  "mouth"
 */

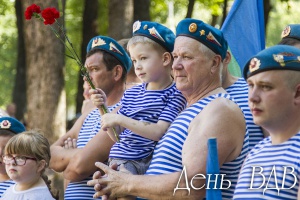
xmin=251 ymin=108 xmax=262 ymax=115
xmin=139 ymin=73 xmax=146 ymax=77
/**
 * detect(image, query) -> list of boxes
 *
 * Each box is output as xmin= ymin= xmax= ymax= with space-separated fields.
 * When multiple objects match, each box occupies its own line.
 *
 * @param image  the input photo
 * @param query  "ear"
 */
xmin=211 ymin=54 xmax=222 ymax=74
xmin=294 ymin=83 xmax=300 ymax=103
xmin=37 ymin=160 xmax=46 ymax=173
xmin=223 ymin=51 xmax=231 ymax=65
xmin=162 ymin=52 xmax=172 ymax=67
xmin=113 ymin=65 xmax=124 ymax=81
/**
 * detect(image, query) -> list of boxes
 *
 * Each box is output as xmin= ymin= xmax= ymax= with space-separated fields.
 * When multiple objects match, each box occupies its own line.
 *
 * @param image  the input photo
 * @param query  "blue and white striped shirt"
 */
xmin=0 ymin=180 xmax=14 ymax=198
xmin=65 ymin=103 xmax=120 ymax=200
xmin=234 ymin=132 xmax=300 ymax=200
xmin=109 ymin=83 xmax=187 ymax=160
xmin=146 ymin=93 xmax=250 ymax=199
xmin=226 ymin=78 xmax=264 ymax=149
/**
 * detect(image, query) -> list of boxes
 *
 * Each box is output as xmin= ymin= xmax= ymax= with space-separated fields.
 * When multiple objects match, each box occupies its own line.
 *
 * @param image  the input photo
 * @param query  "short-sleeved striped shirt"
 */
xmin=146 ymin=93 xmax=250 ymax=199
xmin=0 ymin=180 xmax=14 ymax=198
xmin=226 ymin=78 xmax=264 ymax=149
xmin=65 ymin=103 xmax=120 ymax=200
xmin=109 ymin=83 xmax=187 ymax=160
xmin=234 ymin=132 xmax=300 ymax=200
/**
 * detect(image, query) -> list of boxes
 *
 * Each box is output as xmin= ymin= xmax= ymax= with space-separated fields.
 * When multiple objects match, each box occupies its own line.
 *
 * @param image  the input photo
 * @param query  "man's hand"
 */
xmin=87 ymin=162 xmax=131 ymax=199
xmin=90 ymin=88 xmax=107 ymax=109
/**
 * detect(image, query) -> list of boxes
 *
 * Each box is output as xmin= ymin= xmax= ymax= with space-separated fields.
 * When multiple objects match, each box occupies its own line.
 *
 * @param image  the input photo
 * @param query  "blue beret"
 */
xmin=281 ymin=24 xmax=300 ymax=40
xmin=0 ymin=117 xmax=25 ymax=134
xmin=132 ymin=21 xmax=175 ymax=52
xmin=243 ymin=45 xmax=300 ymax=79
xmin=176 ymin=18 xmax=228 ymax=60
xmin=86 ymin=36 xmax=132 ymax=72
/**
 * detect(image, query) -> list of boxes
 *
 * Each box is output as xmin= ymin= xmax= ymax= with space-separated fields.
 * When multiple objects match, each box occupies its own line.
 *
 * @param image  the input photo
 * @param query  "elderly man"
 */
xmin=233 ymin=45 xmax=300 ymax=199
xmin=87 ymin=18 xmax=249 ymax=199
xmin=50 ymin=36 xmax=132 ymax=199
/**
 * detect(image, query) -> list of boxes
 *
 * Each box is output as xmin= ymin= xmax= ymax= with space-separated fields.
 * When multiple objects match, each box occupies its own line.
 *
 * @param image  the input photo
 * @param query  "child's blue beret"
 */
xmin=0 ymin=117 xmax=25 ymax=134
xmin=281 ymin=24 xmax=300 ymax=40
xmin=243 ymin=45 xmax=300 ymax=79
xmin=132 ymin=21 xmax=175 ymax=52
xmin=86 ymin=36 xmax=132 ymax=72
xmin=176 ymin=18 xmax=228 ymax=60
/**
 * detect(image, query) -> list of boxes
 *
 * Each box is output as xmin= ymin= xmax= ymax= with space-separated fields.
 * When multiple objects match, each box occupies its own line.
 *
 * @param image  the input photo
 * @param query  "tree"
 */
xmin=108 ymin=0 xmax=133 ymax=40
xmin=134 ymin=0 xmax=151 ymax=21
xmin=22 ymin=0 xmax=66 ymax=143
xmin=13 ymin=0 xmax=26 ymax=121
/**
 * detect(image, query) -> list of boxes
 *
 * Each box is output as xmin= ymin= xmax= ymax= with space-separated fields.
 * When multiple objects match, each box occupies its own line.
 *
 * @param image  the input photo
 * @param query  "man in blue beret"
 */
xmin=279 ymin=24 xmax=300 ymax=48
xmin=234 ymin=45 xmax=300 ymax=199
xmin=87 ymin=18 xmax=249 ymax=199
xmin=0 ymin=117 xmax=25 ymax=197
xmin=50 ymin=36 xmax=132 ymax=199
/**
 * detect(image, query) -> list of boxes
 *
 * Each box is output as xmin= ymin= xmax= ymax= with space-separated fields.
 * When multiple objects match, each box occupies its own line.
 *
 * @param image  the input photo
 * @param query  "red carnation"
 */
xmin=41 ymin=7 xmax=60 ymax=25
xmin=24 ymin=4 xmax=41 ymax=20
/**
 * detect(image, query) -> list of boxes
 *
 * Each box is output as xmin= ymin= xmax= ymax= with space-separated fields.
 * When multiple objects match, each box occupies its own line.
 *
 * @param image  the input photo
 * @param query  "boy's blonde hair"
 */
xmin=5 ymin=130 xmax=58 ymax=199
xmin=128 ymin=35 xmax=167 ymax=55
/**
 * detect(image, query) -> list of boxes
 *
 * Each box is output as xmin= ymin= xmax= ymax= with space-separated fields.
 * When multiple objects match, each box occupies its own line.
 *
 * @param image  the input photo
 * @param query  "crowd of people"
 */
xmin=0 ymin=19 xmax=299 ymax=200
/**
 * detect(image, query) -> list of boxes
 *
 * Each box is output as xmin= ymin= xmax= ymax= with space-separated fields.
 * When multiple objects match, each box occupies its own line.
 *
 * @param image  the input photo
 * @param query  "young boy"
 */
xmin=91 ymin=21 xmax=187 ymax=176
xmin=0 ymin=117 xmax=25 ymax=197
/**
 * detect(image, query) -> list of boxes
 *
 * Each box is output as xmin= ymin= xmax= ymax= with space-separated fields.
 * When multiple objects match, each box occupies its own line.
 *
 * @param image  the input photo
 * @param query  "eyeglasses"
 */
xmin=2 ymin=155 xmax=37 ymax=166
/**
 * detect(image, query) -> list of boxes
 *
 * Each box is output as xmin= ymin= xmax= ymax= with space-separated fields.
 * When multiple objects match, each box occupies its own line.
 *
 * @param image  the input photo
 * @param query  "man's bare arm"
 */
xmin=63 ymin=129 xmax=115 ymax=182
xmin=50 ymin=111 xmax=90 ymax=172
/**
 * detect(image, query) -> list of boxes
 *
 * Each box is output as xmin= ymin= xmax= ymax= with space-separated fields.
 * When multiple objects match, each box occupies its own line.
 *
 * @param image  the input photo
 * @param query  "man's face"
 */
xmin=172 ymin=36 xmax=214 ymax=97
xmin=247 ymin=70 xmax=295 ymax=130
xmin=85 ymin=52 xmax=115 ymax=94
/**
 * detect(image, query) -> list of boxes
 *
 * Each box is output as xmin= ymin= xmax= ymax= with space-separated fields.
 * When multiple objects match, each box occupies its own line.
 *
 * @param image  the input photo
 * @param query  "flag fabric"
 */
xmin=206 ymin=138 xmax=222 ymax=200
xmin=221 ymin=0 xmax=265 ymax=74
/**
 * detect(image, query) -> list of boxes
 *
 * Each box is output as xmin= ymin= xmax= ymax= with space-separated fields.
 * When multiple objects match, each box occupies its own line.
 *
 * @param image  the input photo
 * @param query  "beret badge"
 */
xmin=281 ymin=26 xmax=291 ymax=38
xmin=148 ymin=27 xmax=165 ymax=42
xmin=273 ymin=53 xmax=300 ymax=67
xmin=249 ymin=58 xmax=261 ymax=73
xmin=0 ymin=120 xmax=11 ymax=129
xmin=133 ymin=21 xmax=141 ymax=33
xmin=109 ymin=42 xmax=123 ymax=55
xmin=92 ymin=38 xmax=106 ymax=48
xmin=189 ymin=23 xmax=197 ymax=33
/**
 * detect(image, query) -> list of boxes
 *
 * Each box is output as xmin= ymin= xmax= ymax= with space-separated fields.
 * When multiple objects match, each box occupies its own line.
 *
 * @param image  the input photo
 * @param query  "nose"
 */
xmin=248 ymin=86 xmax=260 ymax=104
xmin=134 ymin=61 xmax=142 ymax=70
xmin=172 ymin=57 xmax=183 ymax=70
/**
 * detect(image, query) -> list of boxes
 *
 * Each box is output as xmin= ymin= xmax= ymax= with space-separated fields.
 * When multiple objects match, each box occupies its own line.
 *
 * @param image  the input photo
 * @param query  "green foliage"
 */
xmin=0 ymin=0 xmax=16 ymax=107
xmin=199 ymin=0 xmax=224 ymax=16
xmin=98 ymin=0 xmax=109 ymax=35
xmin=266 ymin=0 xmax=300 ymax=46
xmin=64 ymin=0 xmax=84 ymax=107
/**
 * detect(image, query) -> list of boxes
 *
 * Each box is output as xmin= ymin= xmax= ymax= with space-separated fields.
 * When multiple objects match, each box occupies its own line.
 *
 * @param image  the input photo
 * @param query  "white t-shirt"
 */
xmin=0 ymin=184 xmax=55 ymax=200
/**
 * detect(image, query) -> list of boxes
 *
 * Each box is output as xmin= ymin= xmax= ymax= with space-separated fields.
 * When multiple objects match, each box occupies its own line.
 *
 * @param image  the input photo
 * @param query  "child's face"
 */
xmin=0 ymin=135 xmax=13 ymax=176
xmin=4 ymin=154 xmax=43 ymax=184
xmin=129 ymin=43 xmax=166 ymax=83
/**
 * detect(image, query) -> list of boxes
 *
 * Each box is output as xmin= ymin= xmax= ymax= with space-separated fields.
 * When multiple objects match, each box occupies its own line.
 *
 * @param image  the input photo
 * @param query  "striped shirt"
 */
xmin=109 ymin=83 xmax=187 ymax=160
xmin=226 ymin=78 xmax=264 ymax=149
xmin=65 ymin=103 xmax=120 ymax=200
xmin=0 ymin=180 xmax=14 ymax=198
xmin=146 ymin=93 xmax=250 ymax=199
xmin=234 ymin=132 xmax=300 ymax=200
